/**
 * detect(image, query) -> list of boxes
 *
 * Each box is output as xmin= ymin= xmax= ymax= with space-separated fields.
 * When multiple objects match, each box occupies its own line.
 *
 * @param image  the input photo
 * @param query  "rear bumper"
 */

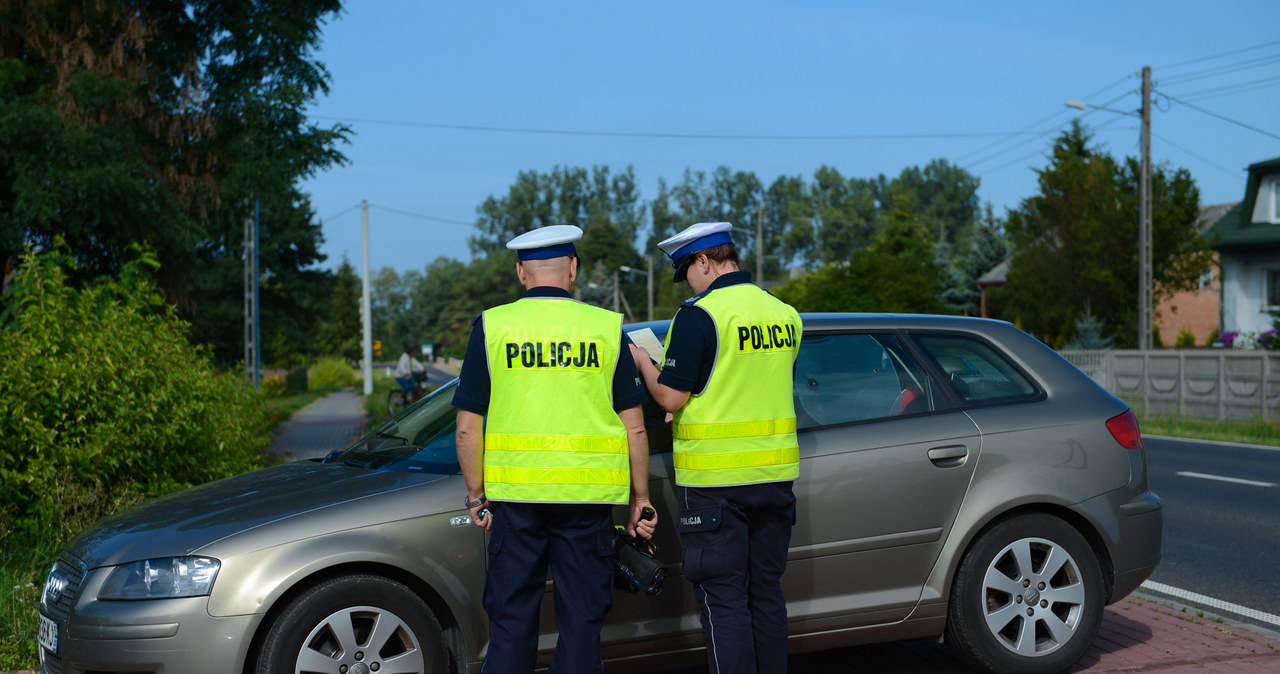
xmin=1094 ymin=490 xmax=1163 ymax=602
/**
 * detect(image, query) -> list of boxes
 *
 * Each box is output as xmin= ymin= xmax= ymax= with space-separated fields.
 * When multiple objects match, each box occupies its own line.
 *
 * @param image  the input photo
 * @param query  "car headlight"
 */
xmin=98 ymin=557 xmax=220 ymax=600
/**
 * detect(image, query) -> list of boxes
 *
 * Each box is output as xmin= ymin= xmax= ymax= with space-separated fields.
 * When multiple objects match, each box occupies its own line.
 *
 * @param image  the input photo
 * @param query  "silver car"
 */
xmin=37 ymin=314 xmax=1162 ymax=674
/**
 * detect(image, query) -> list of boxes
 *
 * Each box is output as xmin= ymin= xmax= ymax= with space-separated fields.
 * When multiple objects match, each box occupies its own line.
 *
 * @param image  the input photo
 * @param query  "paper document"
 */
xmin=626 ymin=328 xmax=665 ymax=365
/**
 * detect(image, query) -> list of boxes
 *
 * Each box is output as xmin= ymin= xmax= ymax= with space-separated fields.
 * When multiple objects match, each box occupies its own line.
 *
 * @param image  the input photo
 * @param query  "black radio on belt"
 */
xmin=614 ymin=507 xmax=665 ymax=596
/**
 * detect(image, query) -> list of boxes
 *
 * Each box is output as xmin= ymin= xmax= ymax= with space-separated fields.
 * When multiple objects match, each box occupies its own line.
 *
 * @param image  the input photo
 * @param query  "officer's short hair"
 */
xmin=699 ymin=242 xmax=739 ymax=266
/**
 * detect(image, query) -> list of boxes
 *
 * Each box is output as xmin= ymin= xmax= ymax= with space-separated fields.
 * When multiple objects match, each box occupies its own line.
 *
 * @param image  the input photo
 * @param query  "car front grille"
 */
xmin=40 ymin=552 xmax=87 ymax=674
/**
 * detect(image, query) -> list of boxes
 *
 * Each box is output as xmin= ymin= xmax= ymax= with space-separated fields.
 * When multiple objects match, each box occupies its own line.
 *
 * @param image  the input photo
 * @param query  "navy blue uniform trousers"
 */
xmin=481 ymin=502 xmax=616 ymax=674
xmin=677 ymin=482 xmax=796 ymax=674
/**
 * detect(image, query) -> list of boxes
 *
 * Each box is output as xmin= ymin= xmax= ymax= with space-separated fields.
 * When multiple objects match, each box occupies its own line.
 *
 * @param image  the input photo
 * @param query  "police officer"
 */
xmin=629 ymin=221 xmax=801 ymax=674
xmin=453 ymin=224 xmax=657 ymax=673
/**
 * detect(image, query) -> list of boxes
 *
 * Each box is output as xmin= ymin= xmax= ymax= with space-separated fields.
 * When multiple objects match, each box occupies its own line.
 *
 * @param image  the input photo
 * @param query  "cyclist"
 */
xmin=394 ymin=343 xmax=427 ymax=407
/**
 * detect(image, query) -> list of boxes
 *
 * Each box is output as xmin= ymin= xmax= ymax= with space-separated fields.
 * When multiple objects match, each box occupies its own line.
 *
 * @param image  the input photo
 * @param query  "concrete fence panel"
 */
xmin=1058 ymin=349 xmax=1279 ymax=422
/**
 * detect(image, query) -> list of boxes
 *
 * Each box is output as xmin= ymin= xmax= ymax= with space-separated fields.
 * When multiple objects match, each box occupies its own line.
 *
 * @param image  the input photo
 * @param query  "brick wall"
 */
xmin=1154 ymin=268 xmax=1219 ymax=346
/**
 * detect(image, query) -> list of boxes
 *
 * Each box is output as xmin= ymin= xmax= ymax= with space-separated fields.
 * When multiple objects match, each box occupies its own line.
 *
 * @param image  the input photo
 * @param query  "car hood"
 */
xmin=65 ymin=461 xmax=451 ymax=569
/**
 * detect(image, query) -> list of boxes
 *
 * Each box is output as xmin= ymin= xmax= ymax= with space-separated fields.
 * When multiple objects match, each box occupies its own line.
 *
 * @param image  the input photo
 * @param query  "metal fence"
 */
xmin=1058 ymin=350 xmax=1280 ymax=422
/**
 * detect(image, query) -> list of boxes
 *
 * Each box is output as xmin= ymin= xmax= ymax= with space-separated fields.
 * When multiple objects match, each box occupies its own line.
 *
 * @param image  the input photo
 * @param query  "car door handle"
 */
xmin=927 ymin=445 xmax=969 ymax=465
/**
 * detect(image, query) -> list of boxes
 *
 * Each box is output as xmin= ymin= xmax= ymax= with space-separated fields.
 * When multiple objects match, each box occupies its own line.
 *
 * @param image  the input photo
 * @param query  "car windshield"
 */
xmin=324 ymin=382 xmax=462 ymax=475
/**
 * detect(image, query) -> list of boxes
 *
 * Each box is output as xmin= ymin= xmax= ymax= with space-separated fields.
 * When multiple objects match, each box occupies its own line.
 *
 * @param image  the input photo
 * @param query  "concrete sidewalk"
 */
xmin=264 ymin=387 xmax=368 ymax=461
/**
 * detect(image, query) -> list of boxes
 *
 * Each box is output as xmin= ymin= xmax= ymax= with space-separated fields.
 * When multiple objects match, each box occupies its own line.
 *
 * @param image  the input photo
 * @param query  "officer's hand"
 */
xmin=470 ymin=503 xmax=493 ymax=533
xmin=628 ymin=343 xmax=654 ymax=373
xmin=628 ymin=499 xmax=657 ymax=540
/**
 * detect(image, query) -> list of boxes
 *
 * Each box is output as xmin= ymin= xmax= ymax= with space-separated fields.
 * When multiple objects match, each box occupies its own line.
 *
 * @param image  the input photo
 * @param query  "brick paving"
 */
xmin=781 ymin=594 xmax=1280 ymax=672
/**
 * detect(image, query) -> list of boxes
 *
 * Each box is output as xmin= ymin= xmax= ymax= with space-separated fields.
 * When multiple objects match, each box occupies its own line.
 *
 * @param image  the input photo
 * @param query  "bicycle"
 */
xmin=387 ymin=369 xmax=429 ymax=415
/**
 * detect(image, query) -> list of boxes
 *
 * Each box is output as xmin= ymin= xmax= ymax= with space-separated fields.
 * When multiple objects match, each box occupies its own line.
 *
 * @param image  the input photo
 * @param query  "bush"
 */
xmin=261 ymin=376 xmax=286 ymax=398
xmin=1175 ymin=328 xmax=1196 ymax=348
xmin=0 ymin=247 xmax=272 ymax=543
xmin=309 ymin=355 xmax=357 ymax=390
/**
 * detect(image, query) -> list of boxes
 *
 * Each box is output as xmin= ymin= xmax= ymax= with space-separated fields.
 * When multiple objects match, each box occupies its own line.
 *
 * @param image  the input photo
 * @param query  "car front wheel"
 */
xmin=945 ymin=514 xmax=1104 ymax=674
xmin=256 ymin=574 xmax=448 ymax=674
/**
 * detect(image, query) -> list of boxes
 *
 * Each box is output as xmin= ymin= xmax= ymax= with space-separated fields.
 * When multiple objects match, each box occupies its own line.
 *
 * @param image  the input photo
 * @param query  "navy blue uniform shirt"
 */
xmin=656 ymin=270 xmax=756 ymax=396
xmin=451 ymin=286 xmax=647 ymax=415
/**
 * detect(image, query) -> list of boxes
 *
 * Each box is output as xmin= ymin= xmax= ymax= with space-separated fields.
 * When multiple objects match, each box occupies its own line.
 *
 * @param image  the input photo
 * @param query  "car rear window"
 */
xmin=793 ymin=333 xmax=951 ymax=429
xmin=912 ymin=333 xmax=1038 ymax=405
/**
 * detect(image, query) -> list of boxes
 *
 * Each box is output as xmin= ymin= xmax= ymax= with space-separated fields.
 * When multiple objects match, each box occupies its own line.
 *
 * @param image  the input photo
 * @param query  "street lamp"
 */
xmin=1065 ymin=65 xmax=1153 ymax=350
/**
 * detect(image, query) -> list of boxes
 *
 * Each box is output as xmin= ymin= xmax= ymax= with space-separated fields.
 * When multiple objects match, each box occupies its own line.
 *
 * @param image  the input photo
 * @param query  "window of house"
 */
xmin=1267 ymin=269 xmax=1280 ymax=309
xmin=1198 ymin=267 xmax=1214 ymax=290
xmin=1273 ymin=180 xmax=1280 ymax=222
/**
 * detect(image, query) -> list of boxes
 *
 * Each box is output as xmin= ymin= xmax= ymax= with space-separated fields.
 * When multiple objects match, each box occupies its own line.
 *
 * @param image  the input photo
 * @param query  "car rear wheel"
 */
xmin=945 ymin=514 xmax=1104 ymax=674
xmin=257 ymin=574 xmax=448 ymax=674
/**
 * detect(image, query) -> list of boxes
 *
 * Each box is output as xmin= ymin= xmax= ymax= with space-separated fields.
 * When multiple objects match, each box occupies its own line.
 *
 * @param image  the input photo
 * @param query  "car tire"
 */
xmin=256 ymin=574 xmax=448 ymax=674
xmin=944 ymin=514 xmax=1104 ymax=674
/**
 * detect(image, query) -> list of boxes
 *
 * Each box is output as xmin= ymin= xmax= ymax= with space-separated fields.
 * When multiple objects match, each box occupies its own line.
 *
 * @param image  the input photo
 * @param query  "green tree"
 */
xmin=776 ymin=222 xmax=944 ymax=314
xmin=315 ymin=256 xmax=361 ymax=361
xmin=999 ymin=121 xmax=1210 ymax=347
xmin=0 ymin=0 xmax=348 ymax=366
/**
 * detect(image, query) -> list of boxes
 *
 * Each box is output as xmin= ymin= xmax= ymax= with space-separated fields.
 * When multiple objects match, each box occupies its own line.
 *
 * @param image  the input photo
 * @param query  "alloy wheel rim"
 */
xmin=980 ymin=536 xmax=1086 ymax=657
xmin=295 ymin=605 xmax=426 ymax=674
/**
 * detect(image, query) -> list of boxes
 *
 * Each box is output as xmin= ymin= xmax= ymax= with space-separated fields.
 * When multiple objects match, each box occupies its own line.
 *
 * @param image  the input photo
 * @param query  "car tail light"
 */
xmin=1106 ymin=409 xmax=1143 ymax=449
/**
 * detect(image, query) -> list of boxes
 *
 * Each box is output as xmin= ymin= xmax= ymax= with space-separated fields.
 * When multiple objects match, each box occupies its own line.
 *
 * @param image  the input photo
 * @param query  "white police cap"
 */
xmin=657 ymin=221 xmax=735 ymax=281
xmin=506 ymin=225 xmax=582 ymax=261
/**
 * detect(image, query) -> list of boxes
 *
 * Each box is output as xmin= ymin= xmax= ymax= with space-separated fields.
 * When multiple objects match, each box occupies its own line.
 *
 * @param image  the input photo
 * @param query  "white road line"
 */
xmin=1141 ymin=580 xmax=1280 ymax=628
xmin=1174 ymin=471 xmax=1276 ymax=487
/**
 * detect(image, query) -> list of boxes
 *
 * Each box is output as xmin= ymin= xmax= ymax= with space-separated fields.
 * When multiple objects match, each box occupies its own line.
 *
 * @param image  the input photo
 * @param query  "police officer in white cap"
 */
xmin=629 ymin=221 xmax=802 ymax=674
xmin=453 ymin=224 xmax=657 ymax=673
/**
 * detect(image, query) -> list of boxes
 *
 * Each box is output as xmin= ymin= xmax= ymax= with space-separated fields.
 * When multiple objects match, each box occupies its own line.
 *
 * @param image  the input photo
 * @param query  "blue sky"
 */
xmin=301 ymin=1 xmax=1280 ymax=276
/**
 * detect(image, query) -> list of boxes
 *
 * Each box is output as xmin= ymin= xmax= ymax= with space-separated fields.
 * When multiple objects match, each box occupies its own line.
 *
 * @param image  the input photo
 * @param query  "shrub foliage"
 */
xmin=0 ymin=248 xmax=271 ymax=543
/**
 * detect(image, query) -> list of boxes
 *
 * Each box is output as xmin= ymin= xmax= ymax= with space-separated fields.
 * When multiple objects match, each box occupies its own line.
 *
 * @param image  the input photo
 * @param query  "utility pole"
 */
xmin=243 ymin=202 xmax=259 ymax=388
xmin=1139 ymin=65 xmax=1153 ymax=351
xmin=755 ymin=208 xmax=764 ymax=284
xmin=361 ymin=200 xmax=373 ymax=396
xmin=646 ymin=255 xmax=654 ymax=321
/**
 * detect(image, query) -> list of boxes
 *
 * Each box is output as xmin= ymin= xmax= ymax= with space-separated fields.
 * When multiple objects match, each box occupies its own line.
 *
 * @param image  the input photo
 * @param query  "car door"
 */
xmin=784 ymin=330 xmax=981 ymax=628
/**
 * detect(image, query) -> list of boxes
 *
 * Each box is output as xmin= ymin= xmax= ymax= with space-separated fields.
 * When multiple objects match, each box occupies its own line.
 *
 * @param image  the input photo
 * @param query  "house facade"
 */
xmin=1205 ymin=157 xmax=1280 ymax=340
xmin=1152 ymin=202 xmax=1235 ymax=347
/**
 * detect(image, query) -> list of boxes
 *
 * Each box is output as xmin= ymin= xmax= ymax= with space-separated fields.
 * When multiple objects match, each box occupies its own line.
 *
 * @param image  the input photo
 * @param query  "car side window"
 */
xmin=913 ymin=333 xmax=1038 ymax=405
xmin=793 ymin=333 xmax=949 ymax=429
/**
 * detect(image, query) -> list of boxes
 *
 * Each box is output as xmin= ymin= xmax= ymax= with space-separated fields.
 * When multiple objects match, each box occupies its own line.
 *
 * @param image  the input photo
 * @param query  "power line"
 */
xmin=1172 ymin=74 xmax=1280 ymax=101
xmin=322 ymin=204 xmax=361 ymax=222
xmin=369 ymin=204 xmax=474 ymax=227
xmin=322 ymin=202 xmax=474 ymax=227
xmin=955 ymin=73 xmax=1135 ymax=167
xmin=1151 ymin=131 xmax=1241 ymax=179
xmin=308 ymin=115 xmax=1045 ymax=141
xmin=1155 ymin=89 xmax=1280 ymax=142
xmin=1158 ymin=53 xmax=1280 ymax=85
xmin=1155 ymin=39 xmax=1280 ymax=71
xmin=964 ymin=90 xmax=1133 ymax=171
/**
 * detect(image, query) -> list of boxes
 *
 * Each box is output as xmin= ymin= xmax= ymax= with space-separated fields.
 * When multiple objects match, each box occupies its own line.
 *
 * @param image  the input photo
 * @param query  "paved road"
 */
xmin=1141 ymin=435 xmax=1280 ymax=628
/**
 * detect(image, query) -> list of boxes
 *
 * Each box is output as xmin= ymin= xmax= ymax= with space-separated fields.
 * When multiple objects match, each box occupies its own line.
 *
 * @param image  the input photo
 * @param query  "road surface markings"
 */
xmin=1141 ymin=580 xmax=1280 ymax=628
xmin=1174 ymin=471 xmax=1275 ymax=487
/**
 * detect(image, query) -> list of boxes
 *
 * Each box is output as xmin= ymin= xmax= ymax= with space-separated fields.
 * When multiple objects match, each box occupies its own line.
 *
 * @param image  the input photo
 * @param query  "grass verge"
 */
xmin=1137 ymin=414 xmax=1279 ymax=447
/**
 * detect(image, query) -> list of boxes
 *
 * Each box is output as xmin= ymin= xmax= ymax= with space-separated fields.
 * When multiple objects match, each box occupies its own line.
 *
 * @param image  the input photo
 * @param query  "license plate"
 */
xmin=38 ymin=613 xmax=58 ymax=654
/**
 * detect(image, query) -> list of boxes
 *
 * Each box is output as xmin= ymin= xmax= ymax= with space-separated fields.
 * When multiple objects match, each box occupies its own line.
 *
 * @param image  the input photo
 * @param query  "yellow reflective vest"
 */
xmin=482 ymin=297 xmax=630 ymax=504
xmin=664 ymin=283 xmax=802 ymax=487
